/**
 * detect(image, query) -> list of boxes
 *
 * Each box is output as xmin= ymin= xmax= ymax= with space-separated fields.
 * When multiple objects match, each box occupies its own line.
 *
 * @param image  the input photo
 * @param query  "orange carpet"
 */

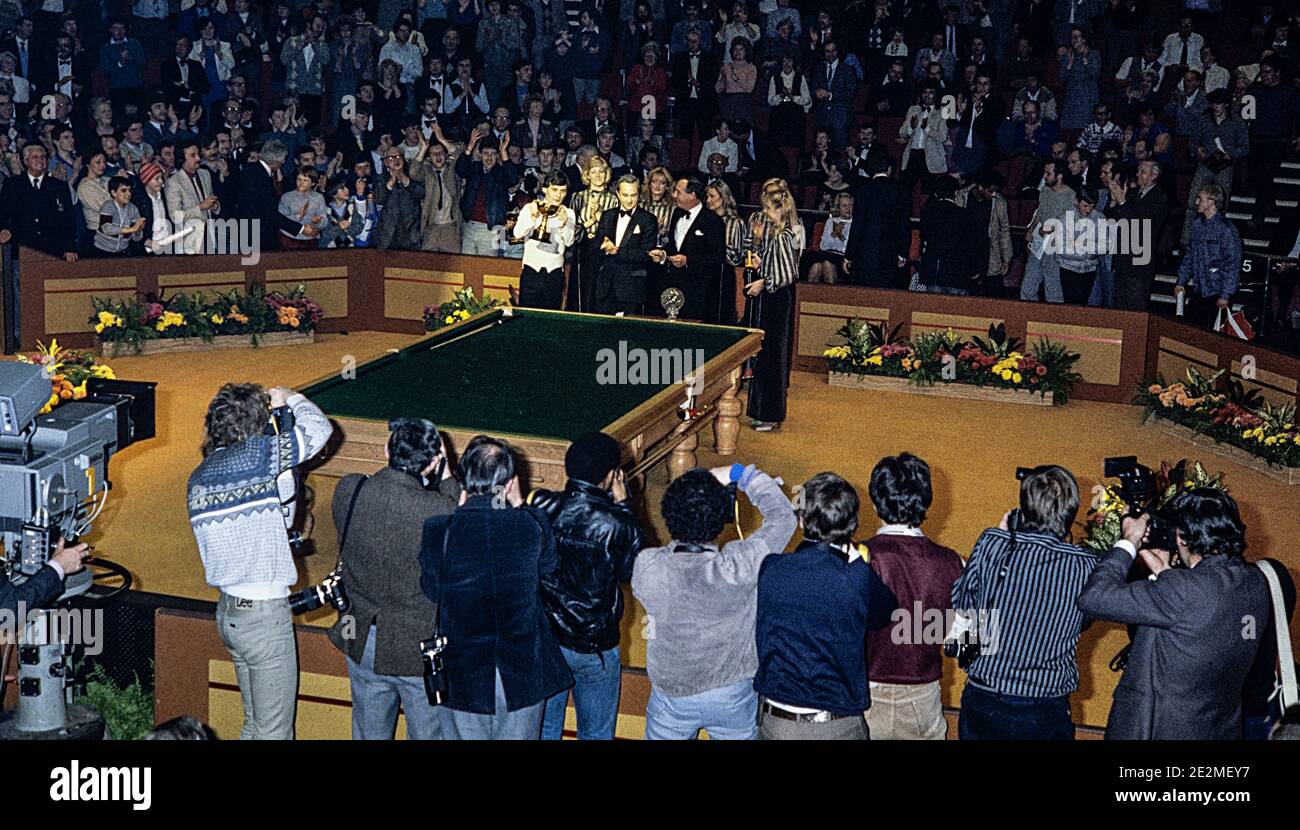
xmin=75 ymin=331 xmax=1300 ymax=728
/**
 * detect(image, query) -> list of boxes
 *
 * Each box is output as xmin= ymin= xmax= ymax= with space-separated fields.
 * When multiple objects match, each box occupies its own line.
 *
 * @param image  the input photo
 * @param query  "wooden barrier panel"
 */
xmin=1145 ymin=314 xmax=1300 ymax=407
xmin=794 ymin=283 xmax=1153 ymax=405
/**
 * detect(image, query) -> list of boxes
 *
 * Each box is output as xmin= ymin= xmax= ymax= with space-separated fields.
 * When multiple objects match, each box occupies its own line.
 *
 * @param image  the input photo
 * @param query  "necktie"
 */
xmin=435 ymin=168 xmax=444 ymax=210
xmin=1179 ymin=38 xmax=1188 ymax=67
xmin=620 ymin=210 xmax=633 ymax=217
xmin=826 ymin=63 xmax=833 ymax=86
xmin=947 ymin=26 xmax=955 ymax=54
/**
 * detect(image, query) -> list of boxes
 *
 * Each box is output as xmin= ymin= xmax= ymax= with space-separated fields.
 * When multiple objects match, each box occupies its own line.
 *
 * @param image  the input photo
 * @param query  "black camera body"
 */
xmin=288 ymin=565 xmax=349 ymax=615
xmin=1103 ymin=456 xmax=1176 ymax=551
xmin=420 ymin=634 xmax=450 ymax=706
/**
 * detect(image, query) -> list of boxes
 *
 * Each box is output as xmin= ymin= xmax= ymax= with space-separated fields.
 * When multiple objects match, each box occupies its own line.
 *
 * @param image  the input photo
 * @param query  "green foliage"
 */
xmin=75 ymin=663 xmax=155 ymax=741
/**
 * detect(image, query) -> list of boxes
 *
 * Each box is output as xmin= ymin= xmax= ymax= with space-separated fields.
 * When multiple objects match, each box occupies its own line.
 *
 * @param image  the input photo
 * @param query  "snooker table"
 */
xmin=301 ymin=307 xmax=765 ymax=489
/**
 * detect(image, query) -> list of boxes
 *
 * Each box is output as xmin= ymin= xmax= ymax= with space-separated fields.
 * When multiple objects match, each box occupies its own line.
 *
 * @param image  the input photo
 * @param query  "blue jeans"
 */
xmin=1021 ymin=253 xmax=1064 ymax=303
xmin=958 ymin=682 xmax=1074 ymax=740
xmin=541 ymin=645 xmax=621 ymax=740
xmin=444 ymin=668 xmax=545 ymax=740
xmin=644 ymin=679 xmax=758 ymax=740
xmin=347 ymin=628 xmax=447 ymax=740
xmin=216 ymin=594 xmax=298 ymax=740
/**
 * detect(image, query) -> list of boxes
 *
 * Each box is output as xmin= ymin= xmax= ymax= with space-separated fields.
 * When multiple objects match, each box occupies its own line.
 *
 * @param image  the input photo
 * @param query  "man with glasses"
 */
xmin=1076 ymin=105 xmax=1120 ymax=154
xmin=375 ymin=145 xmax=425 ymax=250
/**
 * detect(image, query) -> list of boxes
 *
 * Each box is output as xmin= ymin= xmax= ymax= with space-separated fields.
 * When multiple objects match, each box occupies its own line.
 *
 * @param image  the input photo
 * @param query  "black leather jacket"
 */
xmin=531 ymin=479 xmax=646 ymax=653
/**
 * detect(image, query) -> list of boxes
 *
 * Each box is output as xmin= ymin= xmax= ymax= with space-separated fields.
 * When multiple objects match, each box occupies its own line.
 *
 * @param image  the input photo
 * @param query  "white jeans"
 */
xmin=460 ymin=221 xmax=502 ymax=256
xmin=1020 ymin=253 xmax=1064 ymax=303
xmin=865 ymin=680 xmax=947 ymax=740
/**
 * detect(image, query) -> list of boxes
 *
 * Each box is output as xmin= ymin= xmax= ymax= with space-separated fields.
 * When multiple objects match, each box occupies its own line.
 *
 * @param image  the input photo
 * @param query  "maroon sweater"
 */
xmin=864 ymin=532 xmax=964 ymax=684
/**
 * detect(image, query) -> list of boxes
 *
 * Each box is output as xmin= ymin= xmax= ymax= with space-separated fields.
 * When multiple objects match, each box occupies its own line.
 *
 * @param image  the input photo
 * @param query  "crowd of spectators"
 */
xmin=0 ymin=0 xmax=1299 ymax=339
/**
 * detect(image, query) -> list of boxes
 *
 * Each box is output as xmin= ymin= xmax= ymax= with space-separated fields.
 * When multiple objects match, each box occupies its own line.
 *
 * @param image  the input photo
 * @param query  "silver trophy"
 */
xmin=660 ymin=287 xmax=686 ymax=321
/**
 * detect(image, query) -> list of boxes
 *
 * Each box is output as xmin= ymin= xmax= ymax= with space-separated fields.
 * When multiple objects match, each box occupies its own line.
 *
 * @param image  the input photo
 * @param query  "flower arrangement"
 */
xmin=423 ymin=287 xmax=503 ymax=332
xmin=1136 ymin=367 xmax=1300 ymax=469
xmin=91 ymin=284 xmax=324 ymax=355
xmin=14 ymin=339 xmax=116 ymax=414
xmin=1080 ymin=459 xmax=1226 ymax=553
xmin=825 ymin=321 xmax=1082 ymax=404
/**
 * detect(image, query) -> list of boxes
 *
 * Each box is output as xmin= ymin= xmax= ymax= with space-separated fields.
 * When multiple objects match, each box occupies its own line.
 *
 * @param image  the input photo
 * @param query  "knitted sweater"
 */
xmin=187 ymin=393 xmax=333 ymax=594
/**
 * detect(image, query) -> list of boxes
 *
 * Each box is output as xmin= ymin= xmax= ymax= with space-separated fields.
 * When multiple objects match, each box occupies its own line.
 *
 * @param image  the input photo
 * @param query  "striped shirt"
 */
xmin=756 ymin=225 xmax=801 ymax=290
xmin=951 ymin=528 xmax=1098 ymax=698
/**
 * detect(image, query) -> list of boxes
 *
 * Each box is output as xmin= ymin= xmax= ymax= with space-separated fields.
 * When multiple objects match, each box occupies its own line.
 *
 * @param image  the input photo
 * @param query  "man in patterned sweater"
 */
xmin=187 ymin=383 xmax=333 ymax=739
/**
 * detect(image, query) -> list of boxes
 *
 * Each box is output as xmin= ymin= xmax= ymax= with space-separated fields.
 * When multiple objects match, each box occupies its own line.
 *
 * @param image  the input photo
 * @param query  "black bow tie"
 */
xmin=619 ymin=210 xmax=633 ymax=218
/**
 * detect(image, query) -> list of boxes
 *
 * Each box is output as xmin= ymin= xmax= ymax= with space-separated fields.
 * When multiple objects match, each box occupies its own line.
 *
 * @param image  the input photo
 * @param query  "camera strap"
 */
xmin=432 ymin=516 xmax=452 ymax=642
xmin=336 ymin=475 xmax=369 ymax=563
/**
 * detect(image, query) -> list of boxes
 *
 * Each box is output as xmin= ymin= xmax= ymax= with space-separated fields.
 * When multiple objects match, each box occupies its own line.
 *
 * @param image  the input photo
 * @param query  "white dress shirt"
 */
xmin=674 ymin=202 xmax=702 ymax=250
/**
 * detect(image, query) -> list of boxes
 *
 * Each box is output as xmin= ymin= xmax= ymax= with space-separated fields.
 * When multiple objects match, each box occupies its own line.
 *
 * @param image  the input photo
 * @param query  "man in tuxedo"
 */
xmin=844 ymin=154 xmax=909 ymax=288
xmin=160 ymin=35 xmax=210 ymax=114
xmin=810 ymin=40 xmax=857 ymax=150
xmin=232 ymin=139 xmax=317 ymax=252
xmin=650 ymin=177 xmax=725 ymax=321
xmin=1107 ymin=160 xmax=1168 ymax=311
xmin=848 ymin=124 xmax=891 ymax=180
xmin=670 ymin=30 xmax=719 ymax=145
xmin=31 ymin=33 xmax=90 ymax=108
xmin=594 ymin=175 xmax=658 ymax=315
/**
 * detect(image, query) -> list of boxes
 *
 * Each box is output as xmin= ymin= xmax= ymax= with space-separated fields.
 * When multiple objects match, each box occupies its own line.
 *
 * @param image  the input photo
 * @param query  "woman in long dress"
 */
xmin=566 ymin=155 xmax=618 ymax=312
xmin=705 ymin=179 xmax=745 ymax=326
xmin=743 ymin=185 xmax=801 ymax=432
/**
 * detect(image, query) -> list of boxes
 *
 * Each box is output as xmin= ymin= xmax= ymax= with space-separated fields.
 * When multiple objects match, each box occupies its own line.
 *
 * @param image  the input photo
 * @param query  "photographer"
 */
xmin=754 ymin=473 xmax=897 ymax=740
xmin=0 ymin=537 xmax=89 ymax=616
xmin=531 ymin=432 xmax=645 ymax=740
xmin=863 ymin=453 xmax=964 ymax=740
xmin=631 ymin=464 xmax=796 ymax=740
xmin=187 ymin=384 xmax=333 ymax=740
xmin=418 ymin=435 xmax=573 ymax=739
xmin=326 ymin=419 xmax=460 ymax=740
xmin=1076 ymin=490 xmax=1270 ymax=740
xmin=951 ymin=465 xmax=1097 ymax=740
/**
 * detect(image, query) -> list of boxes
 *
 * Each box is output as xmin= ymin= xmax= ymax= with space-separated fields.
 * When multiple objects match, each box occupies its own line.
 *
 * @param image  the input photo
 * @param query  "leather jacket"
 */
xmin=531 ymin=479 xmax=645 ymax=653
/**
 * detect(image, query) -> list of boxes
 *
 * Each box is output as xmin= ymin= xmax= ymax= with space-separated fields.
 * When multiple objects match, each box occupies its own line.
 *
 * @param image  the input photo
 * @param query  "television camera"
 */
xmin=0 ymin=361 xmax=155 ymax=740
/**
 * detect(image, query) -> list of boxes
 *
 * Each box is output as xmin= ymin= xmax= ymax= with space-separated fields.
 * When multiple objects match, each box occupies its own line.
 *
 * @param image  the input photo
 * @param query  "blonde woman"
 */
xmin=807 ymin=191 xmax=853 ymax=284
xmin=706 ymin=179 xmax=745 ymax=323
xmin=567 ymin=154 xmax=617 ymax=311
xmin=639 ymin=165 xmax=675 ymax=243
xmin=744 ymin=186 xmax=801 ymax=431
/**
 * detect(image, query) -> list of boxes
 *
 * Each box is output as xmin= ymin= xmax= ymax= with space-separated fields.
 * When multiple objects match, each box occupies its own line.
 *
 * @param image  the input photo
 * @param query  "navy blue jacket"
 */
xmin=419 ymin=496 xmax=573 ymax=715
xmin=754 ymin=541 xmax=898 ymax=715
xmin=454 ymin=155 xmax=520 ymax=229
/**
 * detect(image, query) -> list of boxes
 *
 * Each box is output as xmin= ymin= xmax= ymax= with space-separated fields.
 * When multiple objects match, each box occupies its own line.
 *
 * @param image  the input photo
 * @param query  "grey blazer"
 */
xmin=326 ymin=467 xmax=460 ymax=677
xmin=1077 ymin=548 xmax=1270 ymax=740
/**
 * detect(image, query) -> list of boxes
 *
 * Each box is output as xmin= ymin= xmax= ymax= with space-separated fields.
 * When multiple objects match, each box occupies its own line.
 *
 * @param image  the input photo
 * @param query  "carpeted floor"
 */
xmin=83 ymin=331 xmax=1300 ymax=728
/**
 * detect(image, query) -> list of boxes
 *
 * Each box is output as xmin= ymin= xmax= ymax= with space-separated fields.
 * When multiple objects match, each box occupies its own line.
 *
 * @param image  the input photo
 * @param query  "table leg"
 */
xmin=668 ymin=431 xmax=698 ymax=480
xmin=714 ymin=377 xmax=742 ymax=455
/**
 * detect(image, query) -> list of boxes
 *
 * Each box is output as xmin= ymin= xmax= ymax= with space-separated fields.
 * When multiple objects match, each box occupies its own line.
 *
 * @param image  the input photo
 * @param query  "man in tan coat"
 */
xmin=409 ymin=122 xmax=463 ymax=253
xmin=956 ymin=169 xmax=1013 ymax=297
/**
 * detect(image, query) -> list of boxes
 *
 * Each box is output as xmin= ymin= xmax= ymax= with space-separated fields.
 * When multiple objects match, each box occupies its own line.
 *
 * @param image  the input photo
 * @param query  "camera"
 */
xmin=942 ymin=612 xmax=981 ymax=669
xmin=1103 ymin=456 xmax=1175 ymax=551
xmin=288 ymin=565 xmax=348 ymax=615
xmin=420 ymin=634 xmax=449 ymax=706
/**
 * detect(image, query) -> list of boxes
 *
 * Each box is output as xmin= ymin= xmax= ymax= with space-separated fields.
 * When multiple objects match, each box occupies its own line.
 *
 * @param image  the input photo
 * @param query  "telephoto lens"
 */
xmin=287 ymin=567 xmax=348 ymax=615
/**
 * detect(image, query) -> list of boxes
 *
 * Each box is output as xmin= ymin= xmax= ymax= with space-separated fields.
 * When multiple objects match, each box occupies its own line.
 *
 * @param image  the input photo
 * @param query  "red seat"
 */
xmin=809 ymin=220 xmax=825 ymax=252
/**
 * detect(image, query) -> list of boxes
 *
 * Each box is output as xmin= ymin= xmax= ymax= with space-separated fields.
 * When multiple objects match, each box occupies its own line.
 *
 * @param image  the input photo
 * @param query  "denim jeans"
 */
xmin=1088 ymin=256 xmax=1115 ymax=307
xmin=444 ymin=668 xmax=545 ymax=740
xmin=1021 ymin=253 xmax=1064 ymax=303
xmin=216 ymin=593 xmax=298 ymax=740
xmin=958 ymin=682 xmax=1074 ymax=740
xmin=541 ymin=645 xmax=621 ymax=740
xmin=644 ymin=679 xmax=759 ymax=740
xmin=347 ymin=627 xmax=447 ymax=740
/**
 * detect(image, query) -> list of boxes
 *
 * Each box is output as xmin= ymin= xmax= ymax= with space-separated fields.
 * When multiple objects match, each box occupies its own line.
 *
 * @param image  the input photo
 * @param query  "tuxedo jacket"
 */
xmin=594 ymin=205 xmax=658 ymax=304
xmin=669 ymin=50 xmax=720 ymax=109
xmin=160 ymin=55 xmax=213 ymax=108
xmin=29 ymin=53 xmax=92 ymax=101
xmin=233 ymin=162 xmax=302 ymax=250
xmin=660 ymin=206 xmax=725 ymax=318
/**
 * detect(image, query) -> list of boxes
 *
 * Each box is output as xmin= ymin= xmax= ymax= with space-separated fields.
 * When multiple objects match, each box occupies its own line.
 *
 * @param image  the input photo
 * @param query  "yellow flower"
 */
xmin=154 ymin=311 xmax=185 ymax=332
xmin=866 ymin=354 xmax=883 ymax=366
xmin=444 ymin=315 xmax=454 ymax=324
xmin=1265 ymin=436 xmax=1278 ymax=446
xmin=211 ymin=313 xmax=224 ymax=324
xmin=1012 ymin=372 xmax=1022 ymax=384
xmin=1000 ymin=369 xmax=1012 ymax=381
xmin=90 ymin=364 xmax=115 ymax=380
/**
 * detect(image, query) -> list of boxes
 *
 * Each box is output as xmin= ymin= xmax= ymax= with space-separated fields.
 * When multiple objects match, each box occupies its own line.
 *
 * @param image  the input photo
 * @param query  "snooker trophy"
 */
xmin=660 ymin=287 xmax=685 ymax=322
